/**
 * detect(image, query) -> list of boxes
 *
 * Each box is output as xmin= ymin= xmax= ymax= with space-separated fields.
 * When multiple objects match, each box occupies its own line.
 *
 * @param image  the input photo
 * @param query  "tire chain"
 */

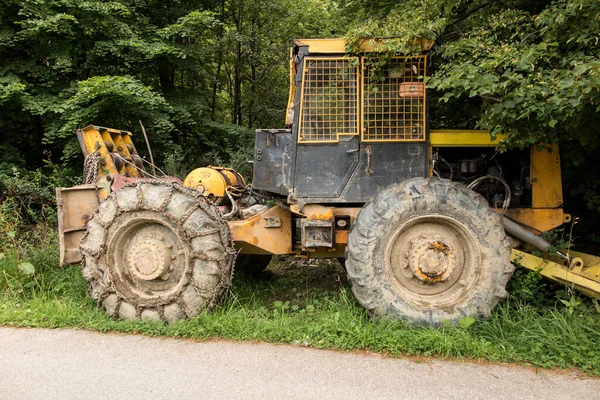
xmin=80 ymin=178 xmax=237 ymax=321
xmin=83 ymin=151 xmax=100 ymax=184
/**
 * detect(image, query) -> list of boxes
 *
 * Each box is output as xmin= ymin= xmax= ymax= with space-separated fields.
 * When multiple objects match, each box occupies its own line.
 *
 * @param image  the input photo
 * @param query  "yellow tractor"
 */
xmin=57 ymin=38 xmax=600 ymax=325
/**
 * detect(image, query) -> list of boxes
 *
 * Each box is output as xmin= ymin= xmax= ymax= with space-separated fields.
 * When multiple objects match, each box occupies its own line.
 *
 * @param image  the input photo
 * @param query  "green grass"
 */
xmin=2 ymin=237 xmax=600 ymax=375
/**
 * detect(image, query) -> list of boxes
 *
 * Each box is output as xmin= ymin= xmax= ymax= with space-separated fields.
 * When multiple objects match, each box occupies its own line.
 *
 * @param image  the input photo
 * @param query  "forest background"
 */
xmin=1 ymin=0 xmax=599 ymax=252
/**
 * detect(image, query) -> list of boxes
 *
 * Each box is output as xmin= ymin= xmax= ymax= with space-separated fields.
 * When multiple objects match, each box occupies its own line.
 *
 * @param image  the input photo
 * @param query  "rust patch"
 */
xmin=428 ymin=241 xmax=450 ymax=256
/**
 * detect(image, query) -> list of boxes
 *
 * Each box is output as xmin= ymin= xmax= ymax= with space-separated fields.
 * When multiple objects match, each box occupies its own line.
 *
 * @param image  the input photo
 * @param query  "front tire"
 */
xmin=79 ymin=181 xmax=235 ymax=323
xmin=345 ymin=178 xmax=514 ymax=326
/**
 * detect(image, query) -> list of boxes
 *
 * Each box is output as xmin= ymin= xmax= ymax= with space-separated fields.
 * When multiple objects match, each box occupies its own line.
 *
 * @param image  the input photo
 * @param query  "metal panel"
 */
xmin=298 ymin=57 xmax=359 ymax=143
xmin=504 ymin=208 xmax=565 ymax=233
xmin=429 ymin=130 xmax=507 ymax=147
xmin=292 ymin=142 xmax=428 ymax=204
xmin=362 ymin=56 xmax=427 ymax=142
xmin=340 ymin=142 xmax=429 ymax=201
xmin=531 ymin=144 xmax=563 ymax=208
xmin=56 ymin=185 xmax=98 ymax=265
xmin=229 ymin=206 xmax=293 ymax=255
xmin=293 ymin=137 xmax=360 ymax=198
xmin=252 ymin=129 xmax=292 ymax=195
xmin=301 ymin=219 xmax=334 ymax=248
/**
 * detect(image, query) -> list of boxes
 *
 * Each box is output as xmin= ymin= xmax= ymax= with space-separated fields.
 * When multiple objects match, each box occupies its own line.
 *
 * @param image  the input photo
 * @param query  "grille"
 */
xmin=298 ymin=58 xmax=359 ymax=143
xmin=362 ymin=56 xmax=426 ymax=142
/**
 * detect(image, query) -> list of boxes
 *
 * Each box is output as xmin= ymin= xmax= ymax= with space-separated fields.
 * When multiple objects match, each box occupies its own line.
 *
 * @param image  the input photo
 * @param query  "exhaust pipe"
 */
xmin=502 ymin=216 xmax=551 ymax=252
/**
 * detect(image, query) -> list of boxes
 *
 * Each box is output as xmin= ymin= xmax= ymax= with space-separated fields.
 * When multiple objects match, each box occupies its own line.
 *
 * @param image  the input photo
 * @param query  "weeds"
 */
xmin=1 ymin=235 xmax=599 ymax=375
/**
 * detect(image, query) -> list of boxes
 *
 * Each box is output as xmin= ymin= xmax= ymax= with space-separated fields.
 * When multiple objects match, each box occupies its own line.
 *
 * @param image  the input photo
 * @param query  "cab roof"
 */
xmin=293 ymin=38 xmax=435 ymax=54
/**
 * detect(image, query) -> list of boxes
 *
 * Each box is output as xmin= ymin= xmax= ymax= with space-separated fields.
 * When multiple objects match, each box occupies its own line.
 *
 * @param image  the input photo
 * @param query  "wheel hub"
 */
xmin=127 ymin=239 xmax=171 ymax=281
xmin=386 ymin=217 xmax=478 ymax=299
xmin=410 ymin=240 xmax=455 ymax=283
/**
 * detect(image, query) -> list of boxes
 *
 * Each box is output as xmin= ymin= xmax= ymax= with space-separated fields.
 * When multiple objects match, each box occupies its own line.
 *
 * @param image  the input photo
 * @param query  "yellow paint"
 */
xmin=301 ymin=205 xmax=360 ymax=256
xmin=230 ymin=206 xmax=293 ymax=255
xmin=97 ymin=176 xmax=111 ymax=203
xmin=185 ymin=167 xmax=227 ymax=197
xmin=286 ymin=47 xmax=297 ymax=126
xmin=512 ymin=249 xmax=600 ymax=299
xmin=302 ymin=204 xmax=335 ymax=220
xmin=568 ymin=250 xmax=600 ymax=282
xmin=504 ymin=208 xmax=564 ymax=233
xmin=531 ymin=144 xmax=562 ymax=208
xmin=109 ymin=130 xmax=139 ymax=177
xmin=429 ymin=130 xmax=507 ymax=147
xmin=184 ymin=166 xmax=244 ymax=204
xmin=293 ymin=204 xmax=361 ymax=221
xmin=79 ymin=126 xmax=119 ymax=176
xmin=78 ymin=125 xmax=144 ymax=179
xmin=293 ymin=38 xmax=435 ymax=53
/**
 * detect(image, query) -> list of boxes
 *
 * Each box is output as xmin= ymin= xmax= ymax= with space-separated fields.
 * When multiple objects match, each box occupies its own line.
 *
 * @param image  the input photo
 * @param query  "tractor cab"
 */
xmin=253 ymin=39 xmax=430 ymax=205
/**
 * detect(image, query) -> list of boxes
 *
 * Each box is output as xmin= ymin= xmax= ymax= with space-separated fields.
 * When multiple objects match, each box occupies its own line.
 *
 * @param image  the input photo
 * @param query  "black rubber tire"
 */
xmin=235 ymin=254 xmax=272 ymax=277
xmin=345 ymin=177 xmax=514 ymax=327
xmin=79 ymin=181 xmax=235 ymax=323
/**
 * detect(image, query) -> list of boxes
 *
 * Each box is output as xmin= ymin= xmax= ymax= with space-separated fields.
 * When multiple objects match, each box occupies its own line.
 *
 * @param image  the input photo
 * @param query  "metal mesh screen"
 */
xmin=299 ymin=58 xmax=358 ymax=143
xmin=362 ymin=56 xmax=426 ymax=142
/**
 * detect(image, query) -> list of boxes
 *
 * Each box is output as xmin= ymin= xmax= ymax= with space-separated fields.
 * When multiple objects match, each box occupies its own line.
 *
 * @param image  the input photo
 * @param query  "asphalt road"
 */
xmin=0 ymin=327 xmax=598 ymax=399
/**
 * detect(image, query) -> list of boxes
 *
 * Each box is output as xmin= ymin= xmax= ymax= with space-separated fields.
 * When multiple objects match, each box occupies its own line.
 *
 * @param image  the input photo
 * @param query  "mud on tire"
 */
xmin=345 ymin=178 xmax=514 ymax=327
xmin=79 ymin=181 xmax=236 ymax=323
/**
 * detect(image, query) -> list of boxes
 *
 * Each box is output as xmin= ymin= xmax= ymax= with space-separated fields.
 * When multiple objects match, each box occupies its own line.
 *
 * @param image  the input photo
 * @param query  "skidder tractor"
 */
xmin=57 ymin=38 xmax=600 ymax=326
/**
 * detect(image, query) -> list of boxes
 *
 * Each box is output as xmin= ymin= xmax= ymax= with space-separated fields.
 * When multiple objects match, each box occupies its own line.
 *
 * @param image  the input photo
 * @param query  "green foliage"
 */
xmin=0 ymin=0 xmax=346 ymax=178
xmin=346 ymin=0 xmax=600 ymax=148
xmin=507 ymin=264 xmax=548 ymax=306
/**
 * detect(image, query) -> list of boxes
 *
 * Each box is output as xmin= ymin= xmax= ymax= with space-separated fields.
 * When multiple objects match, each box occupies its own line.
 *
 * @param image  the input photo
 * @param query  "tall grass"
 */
xmin=1 ymin=234 xmax=600 ymax=375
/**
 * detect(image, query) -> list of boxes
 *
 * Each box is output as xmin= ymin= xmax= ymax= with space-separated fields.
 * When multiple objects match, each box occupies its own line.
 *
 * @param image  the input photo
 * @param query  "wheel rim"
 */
xmin=106 ymin=211 xmax=190 ymax=305
xmin=386 ymin=215 xmax=482 ymax=308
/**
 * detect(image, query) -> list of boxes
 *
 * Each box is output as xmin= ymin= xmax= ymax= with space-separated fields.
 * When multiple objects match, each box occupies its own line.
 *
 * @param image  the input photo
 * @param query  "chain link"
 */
xmin=80 ymin=179 xmax=236 ymax=318
xmin=83 ymin=151 xmax=100 ymax=184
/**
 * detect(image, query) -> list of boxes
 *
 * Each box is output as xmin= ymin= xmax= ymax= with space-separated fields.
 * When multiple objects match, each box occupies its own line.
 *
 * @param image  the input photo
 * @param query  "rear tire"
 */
xmin=345 ymin=178 xmax=514 ymax=326
xmin=79 ymin=181 xmax=235 ymax=323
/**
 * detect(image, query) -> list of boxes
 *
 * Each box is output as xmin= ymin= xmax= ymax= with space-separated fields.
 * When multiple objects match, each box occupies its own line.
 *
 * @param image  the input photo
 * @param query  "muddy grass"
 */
xmin=249 ymin=257 xmax=349 ymax=305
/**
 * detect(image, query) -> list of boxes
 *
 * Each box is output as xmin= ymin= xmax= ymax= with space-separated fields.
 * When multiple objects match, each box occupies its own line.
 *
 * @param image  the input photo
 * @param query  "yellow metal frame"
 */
xmin=361 ymin=56 xmax=427 ymax=143
xmin=531 ymin=144 xmax=562 ymax=208
xmin=285 ymin=48 xmax=297 ymax=126
xmin=293 ymin=38 xmax=435 ymax=53
xmin=78 ymin=125 xmax=142 ymax=179
xmin=229 ymin=206 xmax=293 ymax=255
xmin=512 ymin=249 xmax=600 ymax=299
xmin=429 ymin=130 xmax=507 ymax=146
xmin=298 ymin=57 xmax=359 ymax=144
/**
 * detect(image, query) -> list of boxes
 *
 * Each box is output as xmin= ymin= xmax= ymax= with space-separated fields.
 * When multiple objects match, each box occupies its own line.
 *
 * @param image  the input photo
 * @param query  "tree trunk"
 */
xmin=232 ymin=0 xmax=244 ymax=125
xmin=211 ymin=0 xmax=226 ymax=121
